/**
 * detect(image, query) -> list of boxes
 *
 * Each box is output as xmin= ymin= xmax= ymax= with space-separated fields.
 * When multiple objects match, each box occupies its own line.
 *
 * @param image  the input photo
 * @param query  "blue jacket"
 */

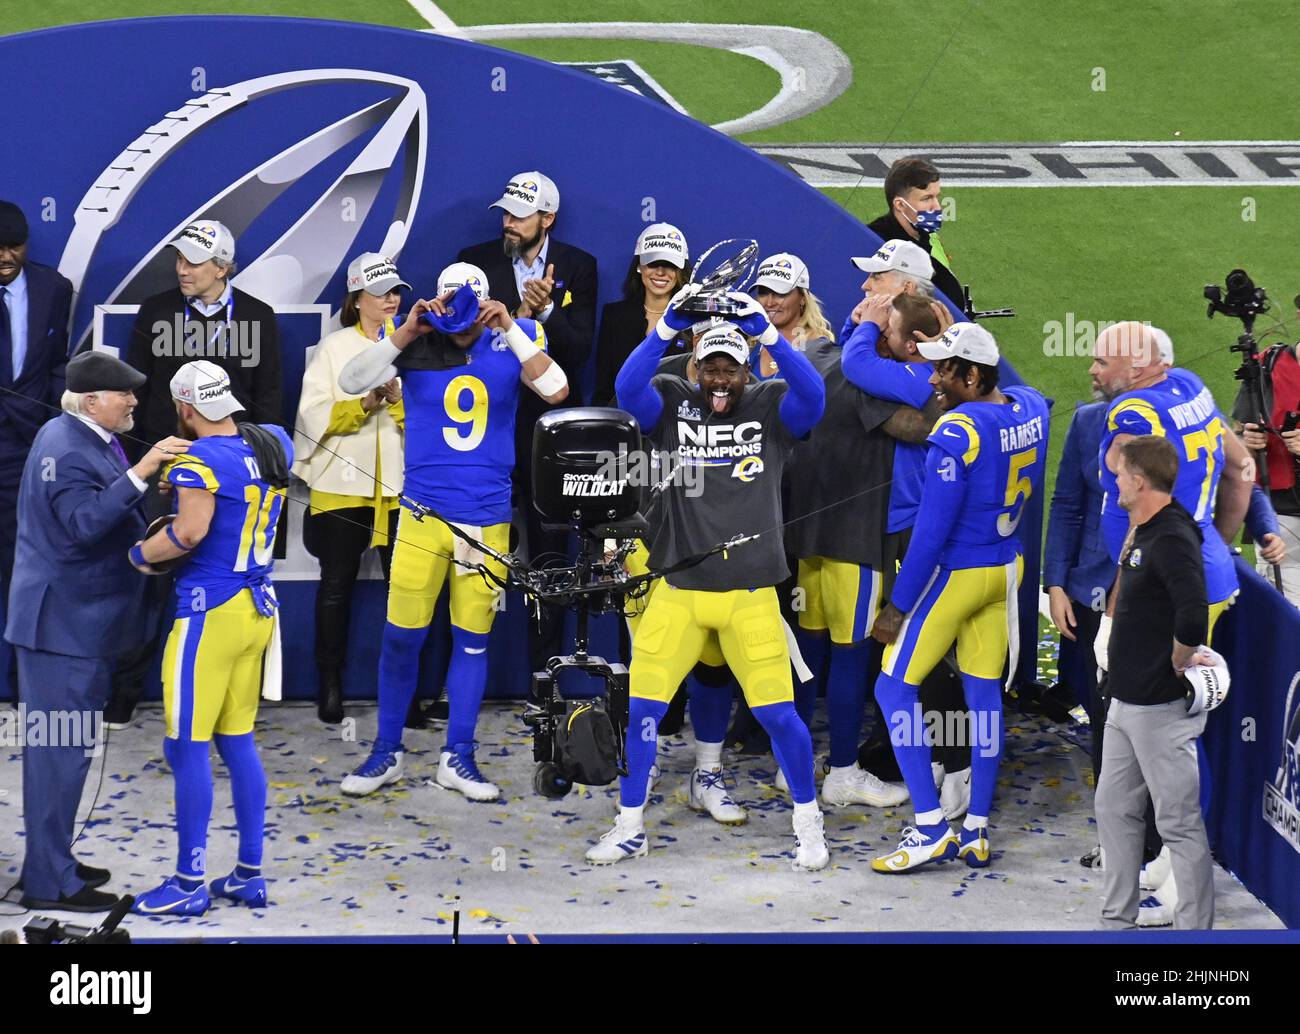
xmin=0 ymin=261 xmax=71 ymax=458
xmin=1044 ymin=400 xmax=1114 ymax=606
xmin=5 ymin=413 xmax=148 ymax=657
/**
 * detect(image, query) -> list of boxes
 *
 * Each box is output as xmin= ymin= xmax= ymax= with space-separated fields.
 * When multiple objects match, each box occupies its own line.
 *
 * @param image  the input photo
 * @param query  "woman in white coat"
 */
xmin=293 ymin=253 xmax=429 ymax=722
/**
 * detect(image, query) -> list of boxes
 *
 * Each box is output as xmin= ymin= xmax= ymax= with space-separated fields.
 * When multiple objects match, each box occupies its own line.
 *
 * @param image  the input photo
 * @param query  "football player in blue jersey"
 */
xmin=338 ymin=263 xmax=568 ymax=802
xmin=129 ymin=361 xmax=293 ymax=915
xmin=1091 ymin=322 xmax=1252 ymax=644
xmin=868 ymin=324 xmax=1050 ymax=872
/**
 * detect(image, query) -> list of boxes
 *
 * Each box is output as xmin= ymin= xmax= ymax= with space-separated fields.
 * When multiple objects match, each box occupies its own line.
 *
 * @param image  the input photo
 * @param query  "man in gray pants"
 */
xmin=1096 ymin=435 xmax=1217 ymax=930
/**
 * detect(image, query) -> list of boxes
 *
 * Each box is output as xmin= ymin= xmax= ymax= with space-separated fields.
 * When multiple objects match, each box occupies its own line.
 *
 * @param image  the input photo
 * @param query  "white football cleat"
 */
xmin=340 ymin=743 xmax=405 ymax=796
xmin=436 ymin=748 xmax=501 ymax=801
xmin=940 ymin=767 xmax=972 ymax=820
xmin=792 ymin=808 xmax=829 ymax=871
xmin=821 ymin=764 xmax=909 ymax=808
xmin=585 ymin=813 xmax=649 ymax=865
xmin=1140 ymin=846 xmax=1171 ymax=891
xmin=1136 ymin=869 xmax=1179 ymax=926
xmin=688 ymin=767 xmax=747 ymax=824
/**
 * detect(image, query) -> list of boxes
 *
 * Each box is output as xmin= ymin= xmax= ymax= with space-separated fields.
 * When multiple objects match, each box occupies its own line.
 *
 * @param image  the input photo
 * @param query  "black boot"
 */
xmin=318 ymin=668 xmax=344 ymax=724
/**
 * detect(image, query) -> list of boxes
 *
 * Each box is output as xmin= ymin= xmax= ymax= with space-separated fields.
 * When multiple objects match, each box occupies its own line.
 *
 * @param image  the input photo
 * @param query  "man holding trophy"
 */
xmin=592 ymin=241 xmax=830 ymax=870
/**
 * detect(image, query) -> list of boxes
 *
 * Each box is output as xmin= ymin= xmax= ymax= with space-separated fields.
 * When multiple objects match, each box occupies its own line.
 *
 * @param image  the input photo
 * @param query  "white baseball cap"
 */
xmin=753 ymin=253 xmax=810 ymax=293
xmin=851 ymin=239 xmax=934 ymax=280
xmin=917 ymin=322 xmax=1000 ymax=366
xmin=438 ymin=262 xmax=490 ymax=301
xmin=636 ymin=223 xmax=689 ymax=268
xmin=490 ymin=171 xmax=560 ymax=217
xmin=1183 ymin=647 xmax=1230 ymax=715
xmin=170 ymin=220 xmax=235 ymax=266
xmin=694 ymin=324 xmax=750 ymax=366
xmin=170 ymin=360 xmax=244 ymax=420
xmin=346 ymin=253 xmax=410 ymax=296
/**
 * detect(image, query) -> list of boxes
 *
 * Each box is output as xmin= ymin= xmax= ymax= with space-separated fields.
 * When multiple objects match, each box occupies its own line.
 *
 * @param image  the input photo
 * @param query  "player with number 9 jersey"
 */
xmin=336 ymin=263 xmax=569 ymax=804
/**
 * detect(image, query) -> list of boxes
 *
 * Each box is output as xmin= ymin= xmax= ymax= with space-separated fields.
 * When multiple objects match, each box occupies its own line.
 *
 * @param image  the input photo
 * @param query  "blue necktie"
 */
xmin=0 ymin=286 xmax=12 ymax=387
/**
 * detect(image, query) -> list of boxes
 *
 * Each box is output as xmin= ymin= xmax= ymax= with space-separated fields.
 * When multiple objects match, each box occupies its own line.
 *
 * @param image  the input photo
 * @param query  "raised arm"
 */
xmin=615 ymin=284 xmax=700 ymax=432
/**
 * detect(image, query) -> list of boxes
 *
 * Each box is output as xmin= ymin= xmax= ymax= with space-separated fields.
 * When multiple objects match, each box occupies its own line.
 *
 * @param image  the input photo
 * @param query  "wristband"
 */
xmin=129 ymin=543 xmax=148 ymax=569
xmin=654 ymin=317 xmax=678 ymax=343
xmin=503 ymin=323 xmax=544 ymax=364
xmin=758 ymin=324 xmax=779 ymax=347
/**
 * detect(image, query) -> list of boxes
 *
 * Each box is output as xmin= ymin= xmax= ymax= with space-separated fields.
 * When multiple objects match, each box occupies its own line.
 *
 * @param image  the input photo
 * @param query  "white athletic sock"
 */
xmin=695 ymin=741 xmax=723 ymax=770
xmin=964 ymin=813 xmax=988 ymax=832
xmin=619 ymin=804 xmax=645 ymax=830
xmin=916 ymin=808 xmax=945 ymax=826
xmin=792 ymin=800 xmax=820 ymax=820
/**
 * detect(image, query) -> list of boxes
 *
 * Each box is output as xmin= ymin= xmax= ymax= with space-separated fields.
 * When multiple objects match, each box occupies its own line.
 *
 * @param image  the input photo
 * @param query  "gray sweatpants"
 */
xmin=1096 ymin=698 xmax=1214 ymax=930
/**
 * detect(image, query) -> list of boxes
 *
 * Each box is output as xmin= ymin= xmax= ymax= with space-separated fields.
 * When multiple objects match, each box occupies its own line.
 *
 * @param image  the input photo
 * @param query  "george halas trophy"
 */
xmin=676 ymin=238 xmax=760 ymax=319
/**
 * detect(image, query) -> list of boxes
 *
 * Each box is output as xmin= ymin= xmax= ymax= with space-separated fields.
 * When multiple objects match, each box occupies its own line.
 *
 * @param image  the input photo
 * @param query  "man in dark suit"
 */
xmin=458 ymin=172 xmax=598 ymax=672
xmin=0 ymin=201 xmax=73 ymax=687
xmin=8 ymin=350 xmax=190 ymax=911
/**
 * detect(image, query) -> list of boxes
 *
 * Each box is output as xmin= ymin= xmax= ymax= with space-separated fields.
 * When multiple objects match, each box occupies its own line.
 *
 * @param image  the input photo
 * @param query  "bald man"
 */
xmin=1087 ymin=320 xmax=1250 ymax=924
xmin=1091 ymin=322 xmax=1251 ymax=626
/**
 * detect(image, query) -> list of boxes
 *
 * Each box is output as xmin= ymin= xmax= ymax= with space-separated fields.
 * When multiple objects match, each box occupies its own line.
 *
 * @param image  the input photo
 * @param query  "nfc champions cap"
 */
xmin=753 ymin=252 xmax=810 ymax=293
xmin=490 ymin=171 xmax=560 ymax=217
xmin=170 ymin=360 xmax=244 ymax=420
xmin=636 ymin=223 xmax=689 ymax=268
xmin=694 ymin=324 xmax=750 ymax=366
xmin=917 ymin=322 xmax=1000 ymax=366
xmin=1183 ymin=647 xmax=1231 ymax=715
xmin=346 ymin=253 xmax=411 ymax=296
xmin=170 ymin=220 xmax=235 ymax=266
xmin=437 ymin=262 xmax=490 ymax=301
xmin=851 ymin=239 xmax=933 ymax=280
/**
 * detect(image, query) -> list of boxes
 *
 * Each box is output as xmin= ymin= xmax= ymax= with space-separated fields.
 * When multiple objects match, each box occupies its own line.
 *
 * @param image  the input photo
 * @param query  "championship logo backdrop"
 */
xmin=0 ymin=15 xmax=1043 ymax=702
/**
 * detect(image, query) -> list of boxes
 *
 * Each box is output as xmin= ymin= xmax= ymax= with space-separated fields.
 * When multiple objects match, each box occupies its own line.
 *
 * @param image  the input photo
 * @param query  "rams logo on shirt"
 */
xmin=731 ymin=456 xmax=765 ymax=482
xmin=1128 ymin=548 xmax=1143 ymax=568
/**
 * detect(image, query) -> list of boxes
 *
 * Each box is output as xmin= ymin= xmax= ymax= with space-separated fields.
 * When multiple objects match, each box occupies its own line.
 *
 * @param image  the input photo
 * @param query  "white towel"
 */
xmin=261 ymin=605 xmax=283 ymax=702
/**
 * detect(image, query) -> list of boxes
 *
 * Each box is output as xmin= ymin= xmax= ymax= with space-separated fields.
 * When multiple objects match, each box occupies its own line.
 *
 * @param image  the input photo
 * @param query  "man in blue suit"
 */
xmin=0 ymin=202 xmax=73 ymax=695
xmin=8 ymin=350 xmax=190 ymax=911
xmin=1044 ymin=399 xmax=1113 ymax=721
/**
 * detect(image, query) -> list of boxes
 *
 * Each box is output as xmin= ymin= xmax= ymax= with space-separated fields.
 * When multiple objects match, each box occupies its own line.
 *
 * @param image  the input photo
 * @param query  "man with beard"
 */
xmin=129 ymin=361 xmax=293 ymax=915
xmin=593 ymin=287 xmax=828 ymax=870
xmin=458 ymin=173 xmax=597 ymax=678
xmin=10 ymin=351 xmax=188 ymax=912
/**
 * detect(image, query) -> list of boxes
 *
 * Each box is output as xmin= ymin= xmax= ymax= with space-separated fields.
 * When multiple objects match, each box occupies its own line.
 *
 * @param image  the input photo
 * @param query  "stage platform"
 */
xmin=0 ymin=702 xmax=1282 ymax=940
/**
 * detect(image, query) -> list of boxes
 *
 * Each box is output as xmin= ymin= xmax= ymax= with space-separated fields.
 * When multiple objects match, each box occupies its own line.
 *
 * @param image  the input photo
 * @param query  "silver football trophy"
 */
xmin=678 ymin=238 xmax=760 ymax=318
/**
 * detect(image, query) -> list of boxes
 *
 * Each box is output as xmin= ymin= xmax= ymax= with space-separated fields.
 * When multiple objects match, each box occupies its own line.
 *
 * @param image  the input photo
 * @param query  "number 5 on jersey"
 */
xmin=997 ymin=447 xmax=1038 ymax=537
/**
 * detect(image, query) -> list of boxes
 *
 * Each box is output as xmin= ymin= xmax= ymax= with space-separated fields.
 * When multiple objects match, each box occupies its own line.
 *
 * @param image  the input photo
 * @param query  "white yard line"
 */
xmin=404 ymin=0 xmax=468 ymax=38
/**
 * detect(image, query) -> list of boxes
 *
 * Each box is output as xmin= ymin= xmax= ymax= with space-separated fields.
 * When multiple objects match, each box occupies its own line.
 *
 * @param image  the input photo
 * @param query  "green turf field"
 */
xmin=8 ymin=0 xmax=1298 ymax=552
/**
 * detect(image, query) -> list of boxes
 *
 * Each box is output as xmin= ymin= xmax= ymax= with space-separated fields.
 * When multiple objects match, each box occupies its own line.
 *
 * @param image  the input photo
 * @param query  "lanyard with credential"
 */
xmin=183 ymin=295 xmax=235 ymax=351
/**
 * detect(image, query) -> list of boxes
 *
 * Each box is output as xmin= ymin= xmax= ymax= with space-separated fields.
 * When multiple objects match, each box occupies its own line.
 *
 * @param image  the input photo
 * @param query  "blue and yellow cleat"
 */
xmin=871 ymin=822 xmax=959 ymax=873
xmin=958 ymin=826 xmax=990 ymax=868
xmin=210 ymin=871 xmax=268 ymax=908
xmin=132 ymin=876 xmax=210 ymax=916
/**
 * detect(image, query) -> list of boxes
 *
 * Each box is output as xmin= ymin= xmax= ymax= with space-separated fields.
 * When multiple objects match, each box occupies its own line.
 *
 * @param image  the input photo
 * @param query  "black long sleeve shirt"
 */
xmin=1109 ymin=499 xmax=1209 ymax=705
